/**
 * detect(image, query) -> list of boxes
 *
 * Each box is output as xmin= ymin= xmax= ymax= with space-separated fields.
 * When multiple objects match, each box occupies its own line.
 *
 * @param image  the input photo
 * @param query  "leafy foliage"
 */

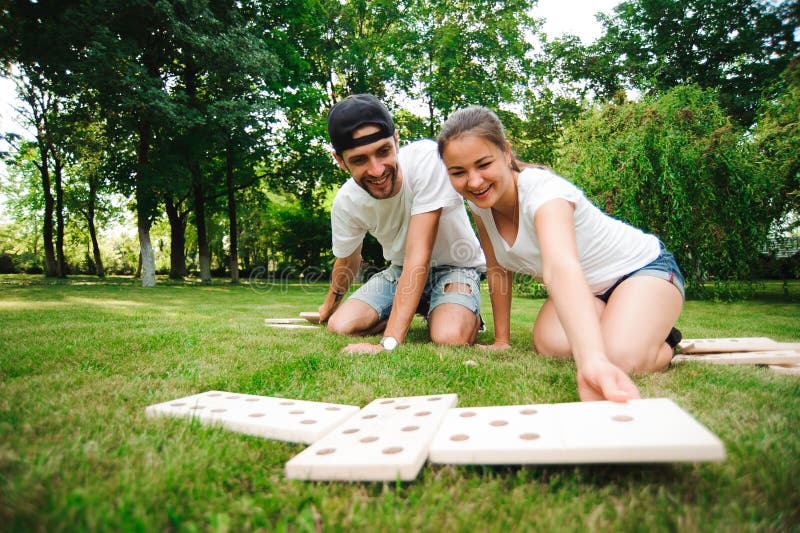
xmin=550 ymin=0 xmax=800 ymax=126
xmin=556 ymin=85 xmax=785 ymax=288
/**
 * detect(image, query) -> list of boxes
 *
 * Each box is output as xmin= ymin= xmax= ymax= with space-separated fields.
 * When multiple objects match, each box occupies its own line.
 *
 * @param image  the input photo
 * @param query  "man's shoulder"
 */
xmin=398 ymin=139 xmax=447 ymax=187
xmin=398 ymin=138 xmax=438 ymax=160
xmin=333 ymin=179 xmax=367 ymax=209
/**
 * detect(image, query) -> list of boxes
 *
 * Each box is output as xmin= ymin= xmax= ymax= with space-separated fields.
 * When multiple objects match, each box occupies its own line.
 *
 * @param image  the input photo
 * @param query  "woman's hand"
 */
xmin=340 ymin=342 xmax=385 ymax=355
xmin=576 ymin=358 xmax=641 ymax=402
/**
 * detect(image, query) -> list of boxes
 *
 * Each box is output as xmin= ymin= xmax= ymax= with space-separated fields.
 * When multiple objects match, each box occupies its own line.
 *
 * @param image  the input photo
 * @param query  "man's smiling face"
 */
xmin=335 ymin=124 xmax=402 ymax=200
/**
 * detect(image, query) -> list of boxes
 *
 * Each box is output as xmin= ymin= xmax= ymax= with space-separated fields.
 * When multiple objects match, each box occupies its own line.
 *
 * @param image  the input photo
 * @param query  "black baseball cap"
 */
xmin=327 ymin=94 xmax=396 ymax=154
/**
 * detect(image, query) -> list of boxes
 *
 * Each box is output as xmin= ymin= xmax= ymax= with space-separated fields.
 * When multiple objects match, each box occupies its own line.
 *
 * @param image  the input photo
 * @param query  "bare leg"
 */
xmin=428 ymin=281 xmax=480 ymax=345
xmin=600 ymin=276 xmax=683 ymax=373
xmin=429 ymin=303 xmax=480 ymax=345
xmin=531 ymin=277 xmax=682 ymax=374
xmin=532 ymin=297 xmax=605 ymax=358
xmin=326 ymin=299 xmax=384 ymax=336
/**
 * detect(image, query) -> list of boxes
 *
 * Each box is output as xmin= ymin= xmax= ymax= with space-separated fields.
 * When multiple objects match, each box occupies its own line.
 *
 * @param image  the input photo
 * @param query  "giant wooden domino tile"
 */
xmin=285 ymin=393 xmax=457 ymax=481
xmin=264 ymin=320 xmax=318 ymax=329
xmin=672 ymin=350 xmax=800 ymax=365
xmin=428 ymin=398 xmax=725 ymax=465
xmin=770 ymin=364 xmax=800 ymax=375
xmin=145 ymin=391 xmax=359 ymax=444
xmin=678 ymin=337 xmax=800 ymax=354
xmin=264 ymin=318 xmax=308 ymax=325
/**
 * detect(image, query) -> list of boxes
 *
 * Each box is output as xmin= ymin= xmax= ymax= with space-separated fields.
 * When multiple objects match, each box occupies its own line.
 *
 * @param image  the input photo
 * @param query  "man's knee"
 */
xmin=326 ymin=306 xmax=377 ymax=336
xmin=326 ymin=312 xmax=355 ymax=335
xmin=429 ymin=305 xmax=478 ymax=346
xmin=444 ymin=282 xmax=472 ymax=295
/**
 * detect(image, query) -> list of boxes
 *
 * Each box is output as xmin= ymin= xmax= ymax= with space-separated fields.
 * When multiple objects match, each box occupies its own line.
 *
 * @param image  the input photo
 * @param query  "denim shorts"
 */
xmin=348 ymin=265 xmax=482 ymax=320
xmin=597 ymin=244 xmax=685 ymax=303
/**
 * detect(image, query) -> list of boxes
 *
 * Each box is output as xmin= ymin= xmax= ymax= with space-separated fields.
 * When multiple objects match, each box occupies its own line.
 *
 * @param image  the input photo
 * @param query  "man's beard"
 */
xmin=357 ymin=166 xmax=398 ymax=200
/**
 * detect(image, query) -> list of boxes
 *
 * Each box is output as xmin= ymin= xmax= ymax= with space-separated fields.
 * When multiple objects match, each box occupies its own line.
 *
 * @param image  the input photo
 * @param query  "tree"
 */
xmin=562 ymin=0 xmax=800 ymax=126
xmin=557 ymin=85 xmax=785 ymax=286
xmin=1 ymin=141 xmax=45 ymax=272
xmin=754 ymin=58 xmax=800 ymax=234
xmin=12 ymin=69 xmax=63 ymax=277
xmin=391 ymin=0 xmax=537 ymax=136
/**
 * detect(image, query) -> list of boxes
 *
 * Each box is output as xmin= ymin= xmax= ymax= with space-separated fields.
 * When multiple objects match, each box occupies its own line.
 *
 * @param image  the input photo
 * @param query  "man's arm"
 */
xmin=382 ymin=209 xmax=440 ymax=343
xmin=340 ymin=209 xmax=440 ymax=354
xmin=319 ymin=244 xmax=362 ymax=323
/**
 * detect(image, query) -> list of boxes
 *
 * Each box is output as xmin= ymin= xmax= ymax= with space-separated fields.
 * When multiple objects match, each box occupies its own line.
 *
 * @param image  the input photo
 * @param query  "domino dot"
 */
xmin=414 ymin=411 xmax=431 ymax=417
xmin=279 ymin=401 xmax=294 ymax=405
xmin=316 ymin=448 xmax=336 ymax=455
xmin=289 ymin=410 xmax=304 ymax=414
xmin=450 ymin=434 xmax=469 ymax=441
xmin=612 ymin=415 xmax=634 ymax=422
xmin=428 ymin=397 xmax=442 ymax=401
xmin=459 ymin=411 xmax=476 ymax=418
xmin=248 ymin=413 xmax=265 ymax=418
xmin=245 ymin=398 xmax=259 ymax=402
xmin=190 ymin=406 xmax=205 ymax=410
xmin=360 ymin=436 xmax=379 ymax=443
xmin=300 ymin=419 xmax=317 ymax=425
xmin=342 ymin=428 xmax=360 ymax=434
xmin=210 ymin=408 xmax=226 ymax=413
xmin=382 ymin=447 xmax=403 ymax=454
xmin=401 ymin=425 xmax=419 ymax=432
xmin=519 ymin=433 xmax=540 ymax=441
xmin=226 ymin=395 xmax=240 ymax=399
xmin=362 ymin=414 xmax=378 ymax=419
xmin=380 ymin=400 xmax=395 ymax=404
xmin=207 ymin=393 xmax=222 ymax=397
xmin=170 ymin=403 xmax=186 ymax=407
xmin=395 ymin=405 xmax=410 ymax=410
xmin=489 ymin=420 xmax=508 ymax=427
xmin=325 ymin=407 xmax=341 ymax=411
xmin=520 ymin=409 xmax=538 ymax=415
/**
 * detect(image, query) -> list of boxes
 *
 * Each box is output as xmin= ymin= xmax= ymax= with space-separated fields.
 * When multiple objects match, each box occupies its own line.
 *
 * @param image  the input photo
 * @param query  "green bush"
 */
xmin=556 ymin=85 xmax=784 ymax=287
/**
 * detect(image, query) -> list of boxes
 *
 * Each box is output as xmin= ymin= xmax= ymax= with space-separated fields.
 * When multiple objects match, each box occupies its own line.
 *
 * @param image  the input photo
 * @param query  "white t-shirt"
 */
xmin=331 ymin=139 xmax=485 ymax=269
xmin=469 ymin=167 xmax=660 ymax=294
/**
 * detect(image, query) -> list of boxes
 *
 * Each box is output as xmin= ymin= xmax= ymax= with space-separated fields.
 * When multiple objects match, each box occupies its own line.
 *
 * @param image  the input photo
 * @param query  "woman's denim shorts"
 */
xmin=597 ymin=244 xmax=685 ymax=303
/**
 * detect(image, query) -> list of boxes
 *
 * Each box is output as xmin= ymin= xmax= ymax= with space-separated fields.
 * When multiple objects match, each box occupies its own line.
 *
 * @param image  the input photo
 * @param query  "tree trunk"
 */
xmin=54 ymin=156 xmax=67 ymax=278
xmin=87 ymin=179 xmax=104 ymax=278
xmin=192 ymin=169 xmax=211 ymax=284
xmin=137 ymin=121 xmax=156 ymax=287
xmin=164 ymin=194 xmax=188 ymax=279
xmin=226 ymin=139 xmax=239 ymax=284
xmin=38 ymin=148 xmax=58 ymax=277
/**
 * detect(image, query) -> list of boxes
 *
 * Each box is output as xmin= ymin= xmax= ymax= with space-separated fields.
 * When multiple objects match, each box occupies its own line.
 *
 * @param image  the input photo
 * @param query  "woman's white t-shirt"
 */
xmin=332 ymin=139 xmax=485 ymax=269
xmin=469 ymin=167 xmax=660 ymax=294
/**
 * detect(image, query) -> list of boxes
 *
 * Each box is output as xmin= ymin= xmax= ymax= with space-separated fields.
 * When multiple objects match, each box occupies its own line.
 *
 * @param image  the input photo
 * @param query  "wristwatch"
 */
xmin=380 ymin=336 xmax=399 ymax=351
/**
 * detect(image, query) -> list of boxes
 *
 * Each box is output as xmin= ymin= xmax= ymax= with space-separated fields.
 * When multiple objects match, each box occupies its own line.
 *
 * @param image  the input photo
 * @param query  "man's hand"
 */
xmin=340 ymin=342 xmax=385 ymax=355
xmin=476 ymin=341 xmax=512 ymax=351
xmin=576 ymin=358 xmax=641 ymax=402
xmin=318 ymin=303 xmax=335 ymax=324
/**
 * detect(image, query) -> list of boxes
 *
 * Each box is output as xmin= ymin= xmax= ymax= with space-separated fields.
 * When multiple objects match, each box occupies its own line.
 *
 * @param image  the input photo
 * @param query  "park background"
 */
xmin=2 ymin=1 xmax=800 ymax=531
xmin=0 ymin=0 xmax=798 ymax=296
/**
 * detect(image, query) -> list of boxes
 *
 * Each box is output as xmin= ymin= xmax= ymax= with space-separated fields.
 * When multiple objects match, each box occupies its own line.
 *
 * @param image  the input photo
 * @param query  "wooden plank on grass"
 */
xmin=677 ymin=337 xmax=800 ymax=354
xmin=673 ymin=350 xmax=800 ymax=365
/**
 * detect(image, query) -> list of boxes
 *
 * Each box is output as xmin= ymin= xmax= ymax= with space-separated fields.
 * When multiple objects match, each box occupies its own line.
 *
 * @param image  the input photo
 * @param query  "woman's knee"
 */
xmin=604 ymin=339 xmax=670 ymax=374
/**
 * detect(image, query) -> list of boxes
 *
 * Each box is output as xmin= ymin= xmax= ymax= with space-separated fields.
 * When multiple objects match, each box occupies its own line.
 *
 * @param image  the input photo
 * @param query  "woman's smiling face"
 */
xmin=441 ymin=134 xmax=514 ymax=208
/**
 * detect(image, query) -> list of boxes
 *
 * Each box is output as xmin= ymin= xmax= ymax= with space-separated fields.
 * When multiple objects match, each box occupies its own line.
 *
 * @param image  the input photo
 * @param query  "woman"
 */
xmin=437 ymin=107 xmax=685 ymax=402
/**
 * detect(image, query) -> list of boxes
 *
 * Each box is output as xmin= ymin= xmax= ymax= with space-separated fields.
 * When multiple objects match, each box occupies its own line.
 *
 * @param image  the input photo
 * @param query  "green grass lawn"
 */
xmin=1 ymin=275 xmax=799 ymax=531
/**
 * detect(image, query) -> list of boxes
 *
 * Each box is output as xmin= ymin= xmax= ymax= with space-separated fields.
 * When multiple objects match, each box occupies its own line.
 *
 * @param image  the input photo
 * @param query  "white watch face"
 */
xmin=381 ymin=336 xmax=399 ymax=351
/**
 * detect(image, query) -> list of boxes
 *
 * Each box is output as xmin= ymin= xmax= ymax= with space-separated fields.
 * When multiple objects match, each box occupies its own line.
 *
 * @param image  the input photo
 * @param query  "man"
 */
xmin=318 ymin=94 xmax=485 ymax=354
